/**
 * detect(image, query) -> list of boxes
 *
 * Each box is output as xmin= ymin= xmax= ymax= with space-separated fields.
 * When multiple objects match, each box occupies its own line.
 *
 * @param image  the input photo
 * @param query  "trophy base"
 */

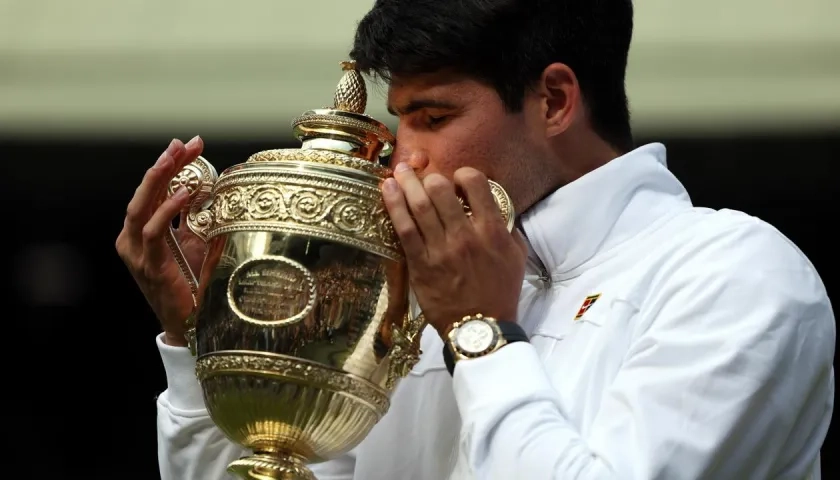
xmin=228 ymin=452 xmax=316 ymax=480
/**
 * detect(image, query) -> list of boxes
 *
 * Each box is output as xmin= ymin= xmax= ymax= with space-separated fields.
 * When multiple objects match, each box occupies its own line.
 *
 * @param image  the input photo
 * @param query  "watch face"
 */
xmin=455 ymin=319 xmax=496 ymax=354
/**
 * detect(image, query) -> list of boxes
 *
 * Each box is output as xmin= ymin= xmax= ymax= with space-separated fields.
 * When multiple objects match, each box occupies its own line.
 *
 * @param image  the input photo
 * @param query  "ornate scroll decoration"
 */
xmin=192 ymin=169 xmax=401 ymax=260
xmin=385 ymin=313 xmax=426 ymax=389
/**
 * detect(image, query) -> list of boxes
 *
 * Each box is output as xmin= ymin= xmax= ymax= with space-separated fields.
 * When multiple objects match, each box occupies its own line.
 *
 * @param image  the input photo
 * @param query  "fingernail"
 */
xmin=174 ymin=186 xmax=190 ymax=200
xmin=186 ymin=135 xmax=200 ymax=148
xmin=395 ymin=162 xmax=411 ymax=173
xmin=382 ymin=178 xmax=399 ymax=194
xmin=155 ymin=151 xmax=171 ymax=167
xmin=165 ymin=138 xmax=179 ymax=156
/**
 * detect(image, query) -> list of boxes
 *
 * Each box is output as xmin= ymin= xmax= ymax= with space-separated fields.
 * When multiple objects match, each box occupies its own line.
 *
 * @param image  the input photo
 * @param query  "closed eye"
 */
xmin=427 ymin=115 xmax=450 ymax=128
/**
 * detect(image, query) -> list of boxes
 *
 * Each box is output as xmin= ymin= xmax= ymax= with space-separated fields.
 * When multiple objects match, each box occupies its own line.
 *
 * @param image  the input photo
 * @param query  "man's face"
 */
xmin=385 ymin=72 xmax=540 ymax=191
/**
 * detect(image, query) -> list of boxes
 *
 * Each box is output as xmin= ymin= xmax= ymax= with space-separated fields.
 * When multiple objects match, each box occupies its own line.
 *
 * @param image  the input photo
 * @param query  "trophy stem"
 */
xmin=228 ymin=452 xmax=317 ymax=480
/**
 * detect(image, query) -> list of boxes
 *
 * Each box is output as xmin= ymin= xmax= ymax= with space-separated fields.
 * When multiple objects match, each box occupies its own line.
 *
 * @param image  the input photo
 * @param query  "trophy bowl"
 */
xmin=164 ymin=62 xmax=514 ymax=480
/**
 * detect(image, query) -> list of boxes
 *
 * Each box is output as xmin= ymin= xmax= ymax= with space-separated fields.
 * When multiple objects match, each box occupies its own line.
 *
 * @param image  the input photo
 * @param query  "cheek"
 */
xmin=394 ymin=129 xmax=474 ymax=178
xmin=429 ymin=127 xmax=505 ymax=178
xmin=423 ymin=143 xmax=500 ymax=181
xmin=392 ymin=121 xmax=508 ymax=178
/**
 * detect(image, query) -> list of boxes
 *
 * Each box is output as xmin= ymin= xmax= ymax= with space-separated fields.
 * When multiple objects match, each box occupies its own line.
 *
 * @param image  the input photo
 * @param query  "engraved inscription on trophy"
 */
xmin=227 ymin=256 xmax=317 ymax=326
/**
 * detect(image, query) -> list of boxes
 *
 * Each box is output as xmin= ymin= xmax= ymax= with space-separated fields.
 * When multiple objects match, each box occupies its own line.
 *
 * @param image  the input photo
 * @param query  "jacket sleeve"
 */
xmin=156 ymin=334 xmax=356 ymax=480
xmin=452 ymin=225 xmax=835 ymax=480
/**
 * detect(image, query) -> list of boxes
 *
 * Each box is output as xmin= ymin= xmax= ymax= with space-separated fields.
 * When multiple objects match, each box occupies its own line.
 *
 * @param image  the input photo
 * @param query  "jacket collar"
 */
xmin=519 ymin=143 xmax=693 ymax=281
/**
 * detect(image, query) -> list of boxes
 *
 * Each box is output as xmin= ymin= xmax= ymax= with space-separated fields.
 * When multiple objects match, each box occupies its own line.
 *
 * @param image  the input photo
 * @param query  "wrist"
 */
xmin=435 ymin=310 xmax=518 ymax=341
xmin=437 ymin=321 xmax=457 ymax=342
xmin=163 ymin=312 xmax=197 ymax=349
xmin=442 ymin=314 xmax=528 ymax=376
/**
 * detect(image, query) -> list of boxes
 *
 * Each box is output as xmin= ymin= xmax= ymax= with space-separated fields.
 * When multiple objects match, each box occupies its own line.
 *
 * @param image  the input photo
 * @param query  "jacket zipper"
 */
xmin=525 ymin=254 xmax=551 ymax=289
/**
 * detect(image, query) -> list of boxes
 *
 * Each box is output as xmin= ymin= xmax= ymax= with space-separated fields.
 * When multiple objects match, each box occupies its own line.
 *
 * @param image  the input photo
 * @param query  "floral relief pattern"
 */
xmin=193 ymin=171 xmax=401 ymax=259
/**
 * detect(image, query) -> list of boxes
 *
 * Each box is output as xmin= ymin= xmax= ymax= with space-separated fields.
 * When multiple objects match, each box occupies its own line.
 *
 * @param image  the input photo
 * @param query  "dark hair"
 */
xmin=350 ymin=0 xmax=635 ymax=153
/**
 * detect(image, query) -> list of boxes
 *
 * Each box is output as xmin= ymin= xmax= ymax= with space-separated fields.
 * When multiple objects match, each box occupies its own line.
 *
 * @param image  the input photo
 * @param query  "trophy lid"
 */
xmin=289 ymin=61 xmax=396 ymax=163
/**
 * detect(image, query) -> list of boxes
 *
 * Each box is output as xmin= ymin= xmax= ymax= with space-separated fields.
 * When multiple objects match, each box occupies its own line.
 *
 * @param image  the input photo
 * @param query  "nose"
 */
xmin=390 ymin=132 xmax=429 ymax=171
xmin=390 ymin=149 xmax=429 ymax=171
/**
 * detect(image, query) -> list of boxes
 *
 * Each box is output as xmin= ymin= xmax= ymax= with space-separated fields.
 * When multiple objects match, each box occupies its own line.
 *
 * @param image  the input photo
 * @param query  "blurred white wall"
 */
xmin=0 ymin=0 xmax=838 ymax=140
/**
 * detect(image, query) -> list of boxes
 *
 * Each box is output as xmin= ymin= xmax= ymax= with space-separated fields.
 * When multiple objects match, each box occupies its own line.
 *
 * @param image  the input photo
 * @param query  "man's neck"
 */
xmin=518 ymin=142 xmax=691 ymax=277
xmin=515 ymin=136 xmax=623 ymax=217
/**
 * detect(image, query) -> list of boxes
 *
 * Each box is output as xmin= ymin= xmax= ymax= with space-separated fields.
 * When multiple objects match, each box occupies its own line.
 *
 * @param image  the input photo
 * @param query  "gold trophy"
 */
xmin=164 ymin=61 xmax=514 ymax=480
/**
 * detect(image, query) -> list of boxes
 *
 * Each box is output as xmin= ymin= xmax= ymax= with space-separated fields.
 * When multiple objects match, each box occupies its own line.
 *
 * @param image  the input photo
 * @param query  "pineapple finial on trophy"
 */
xmin=289 ymin=59 xmax=395 ymax=162
xmin=333 ymin=61 xmax=367 ymax=114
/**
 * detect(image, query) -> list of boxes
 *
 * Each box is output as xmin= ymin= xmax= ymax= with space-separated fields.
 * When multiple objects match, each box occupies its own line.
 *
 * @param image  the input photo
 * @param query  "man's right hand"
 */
xmin=116 ymin=136 xmax=208 ymax=347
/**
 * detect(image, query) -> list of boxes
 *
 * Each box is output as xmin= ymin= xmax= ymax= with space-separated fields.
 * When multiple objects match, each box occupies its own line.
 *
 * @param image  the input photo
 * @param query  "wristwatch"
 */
xmin=442 ymin=313 xmax=528 ymax=375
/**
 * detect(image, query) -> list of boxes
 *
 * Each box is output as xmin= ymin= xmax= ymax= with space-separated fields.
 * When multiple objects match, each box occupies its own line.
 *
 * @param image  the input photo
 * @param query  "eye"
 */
xmin=426 ymin=115 xmax=449 ymax=128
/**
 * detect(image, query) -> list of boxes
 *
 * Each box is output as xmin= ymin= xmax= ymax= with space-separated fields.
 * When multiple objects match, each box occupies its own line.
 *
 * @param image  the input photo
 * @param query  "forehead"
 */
xmin=386 ymin=72 xmax=489 ymax=111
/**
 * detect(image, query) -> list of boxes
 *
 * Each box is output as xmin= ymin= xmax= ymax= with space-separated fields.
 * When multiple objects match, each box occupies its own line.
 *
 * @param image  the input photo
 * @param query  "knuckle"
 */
xmin=460 ymin=231 xmax=477 ymax=247
xmin=426 ymin=253 xmax=445 ymax=269
xmin=422 ymin=174 xmax=451 ymax=197
xmin=125 ymin=203 xmax=140 ymax=221
xmin=413 ymin=197 xmax=434 ymax=216
xmin=395 ymin=222 xmax=419 ymax=240
xmin=449 ymin=230 xmax=473 ymax=253
xmin=143 ymin=165 xmax=161 ymax=181
xmin=122 ymin=253 xmax=145 ymax=276
xmin=115 ymin=243 xmax=126 ymax=261
xmin=454 ymin=167 xmax=486 ymax=186
xmin=115 ymin=232 xmax=141 ymax=268
xmin=142 ymin=263 xmax=158 ymax=281
xmin=115 ymin=232 xmax=127 ymax=254
xmin=141 ymin=223 xmax=159 ymax=242
xmin=130 ymin=258 xmax=146 ymax=275
xmin=452 ymin=240 xmax=470 ymax=257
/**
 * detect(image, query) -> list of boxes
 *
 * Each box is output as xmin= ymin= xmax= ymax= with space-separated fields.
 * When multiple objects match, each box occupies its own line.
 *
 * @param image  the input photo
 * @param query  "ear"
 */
xmin=536 ymin=63 xmax=580 ymax=138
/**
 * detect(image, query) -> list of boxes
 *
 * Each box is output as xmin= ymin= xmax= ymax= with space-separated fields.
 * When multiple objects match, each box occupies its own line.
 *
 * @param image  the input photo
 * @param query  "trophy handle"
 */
xmin=458 ymin=179 xmax=515 ymax=233
xmin=163 ymin=156 xmax=218 ymax=332
xmin=488 ymin=180 xmax=515 ymax=233
xmin=168 ymin=156 xmax=218 ymax=244
xmin=385 ymin=293 xmax=428 ymax=390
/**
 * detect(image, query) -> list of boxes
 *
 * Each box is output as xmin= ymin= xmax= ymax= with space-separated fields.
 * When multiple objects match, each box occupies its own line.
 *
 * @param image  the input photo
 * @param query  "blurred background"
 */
xmin=1 ymin=0 xmax=837 ymax=477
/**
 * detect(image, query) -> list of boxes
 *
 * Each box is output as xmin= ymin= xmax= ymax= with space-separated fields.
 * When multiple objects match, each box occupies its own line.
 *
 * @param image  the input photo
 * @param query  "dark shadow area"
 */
xmin=1 ymin=131 xmax=836 ymax=478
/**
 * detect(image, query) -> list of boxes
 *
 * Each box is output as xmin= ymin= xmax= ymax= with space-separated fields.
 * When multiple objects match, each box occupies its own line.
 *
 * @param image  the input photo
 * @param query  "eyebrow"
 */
xmin=386 ymin=99 xmax=459 ymax=116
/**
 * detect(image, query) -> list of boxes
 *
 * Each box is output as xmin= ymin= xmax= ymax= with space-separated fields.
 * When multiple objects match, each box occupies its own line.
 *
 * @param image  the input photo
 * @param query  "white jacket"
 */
xmin=157 ymin=143 xmax=835 ymax=479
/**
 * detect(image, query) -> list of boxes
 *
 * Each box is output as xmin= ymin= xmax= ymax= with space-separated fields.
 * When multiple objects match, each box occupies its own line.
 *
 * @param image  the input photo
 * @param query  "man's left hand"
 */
xmin=382 ymin=163 xmax=528 ymax=338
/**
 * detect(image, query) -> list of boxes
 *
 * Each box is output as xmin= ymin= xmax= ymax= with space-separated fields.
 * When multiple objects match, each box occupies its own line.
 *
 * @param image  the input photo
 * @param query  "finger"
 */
xmin=453 ymin=168 xmax=501 ymax=227
xmin=143 ymin=187 xmax=192 ymax=268
xmin=422 ymin=174 xmax=468 ymax=234
xmin=177 ymin=135 xmax=204 ymax=171
xmin=393 ymin=163 xmax=445 ymax=244
xmin=162 ymin=137 xmax=201 ymax=202
xmin=382 ymin=178 xmax=426 ymax=257
xmin=150 ymin=138 xmax=191 ymax=219
xmin=125 ymin=139 xmax=181 ymax=232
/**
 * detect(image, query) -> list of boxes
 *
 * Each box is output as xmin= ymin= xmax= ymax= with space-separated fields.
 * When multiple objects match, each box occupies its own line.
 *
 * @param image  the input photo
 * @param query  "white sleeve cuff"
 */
xmin=156 ymin=333 xmax=206 ymax=412
xmin=452 ymin=341 xmax=552 ymax=416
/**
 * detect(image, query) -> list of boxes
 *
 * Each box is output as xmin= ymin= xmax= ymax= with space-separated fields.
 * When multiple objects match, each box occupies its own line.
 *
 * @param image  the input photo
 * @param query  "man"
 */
xmin=117 ymin=1 xmax=835 ymax=479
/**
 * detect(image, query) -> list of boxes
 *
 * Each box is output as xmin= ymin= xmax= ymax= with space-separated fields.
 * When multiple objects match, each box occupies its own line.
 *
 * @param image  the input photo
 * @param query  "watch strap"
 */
xmin=497 ymin=320 xmax=529 ymax=343
xmin=443 ymin=320 xmax=528 ymax=376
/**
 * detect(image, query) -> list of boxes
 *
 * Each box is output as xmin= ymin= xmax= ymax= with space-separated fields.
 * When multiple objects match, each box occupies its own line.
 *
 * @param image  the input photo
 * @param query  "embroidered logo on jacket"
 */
xmin=574 ymin=294 xmax=602 ymax=320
